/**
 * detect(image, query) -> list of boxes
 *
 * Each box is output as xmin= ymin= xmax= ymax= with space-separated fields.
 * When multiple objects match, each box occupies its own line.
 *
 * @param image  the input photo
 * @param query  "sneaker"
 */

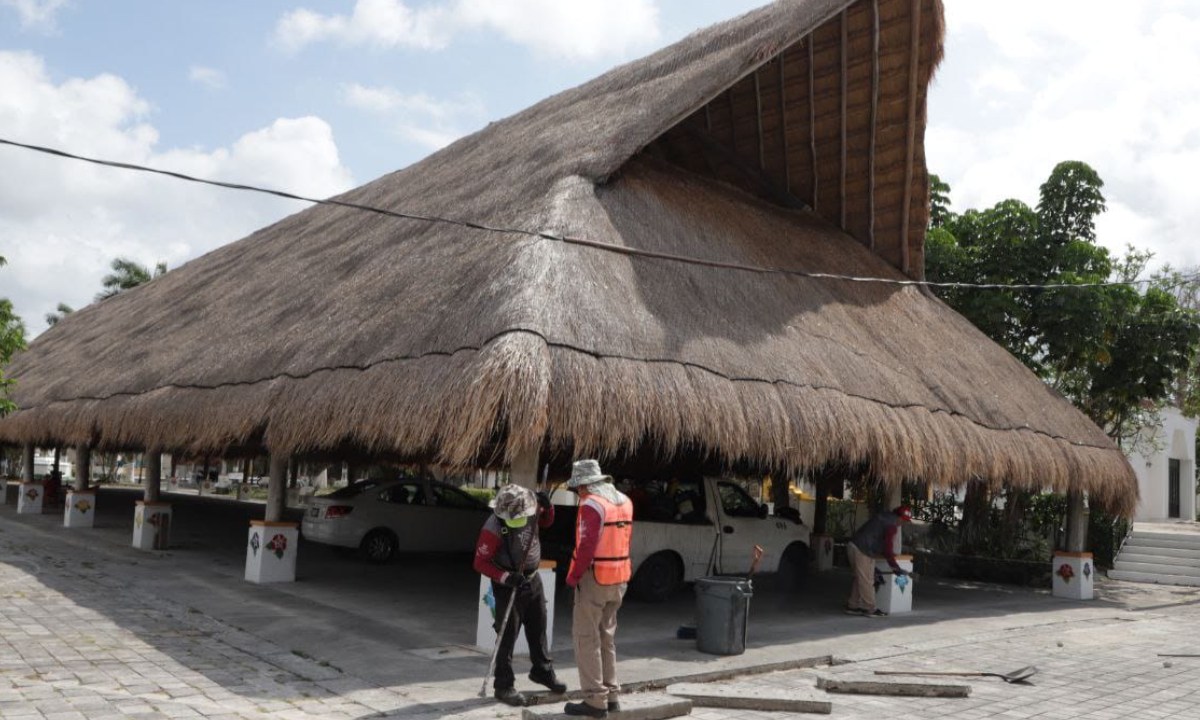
xmin=843 ymin=606 xmax=868 ymax=616
xmin=869 ymin=609 xmax=888 ymax=617
xmin=564 ymin=700 xmax=608 ymax=718
xmin=529 ymin=668 xmax=567 ymax=694
xmin=494 ymin=687 xmax=527 ymax=707
xmin=608 ymin=699 xmax=621 ymax=712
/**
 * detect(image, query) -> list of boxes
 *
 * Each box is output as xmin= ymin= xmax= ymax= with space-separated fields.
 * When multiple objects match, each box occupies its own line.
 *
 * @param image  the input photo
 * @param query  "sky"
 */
xmin=0 ymin=0 xmax=1197 ymax=338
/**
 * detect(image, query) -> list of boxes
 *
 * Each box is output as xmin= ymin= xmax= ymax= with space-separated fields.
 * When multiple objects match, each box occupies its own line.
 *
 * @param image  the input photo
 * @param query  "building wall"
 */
xmin=1128 ymin=407 xmax=1198 ymax=521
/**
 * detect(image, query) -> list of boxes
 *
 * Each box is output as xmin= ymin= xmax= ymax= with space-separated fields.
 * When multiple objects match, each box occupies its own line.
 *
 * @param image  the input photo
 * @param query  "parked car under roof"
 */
xmin=301 ymin=477 xmax=491 ymax=563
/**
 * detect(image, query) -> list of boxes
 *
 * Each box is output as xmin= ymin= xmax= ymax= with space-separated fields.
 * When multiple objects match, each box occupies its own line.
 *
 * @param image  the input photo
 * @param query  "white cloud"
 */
xmin=343 ymin=83 xmax=485 ymax=151
xmin=928 ymin=0 xmax=1200 ymax=272
xmin=452 ymin=0 xmax=660 ymax=60
xmin=274 ymin=0 xmax=660 ymax=60
xmin=1 ymin=0 xmax=68 ymax=30
xmin=188 ymin=65 xmax=226 ymax=90
xmin=0 ymin=51 xmax=356 ymax=336
xmin=274 ymin=0 xmax=450 ymax=53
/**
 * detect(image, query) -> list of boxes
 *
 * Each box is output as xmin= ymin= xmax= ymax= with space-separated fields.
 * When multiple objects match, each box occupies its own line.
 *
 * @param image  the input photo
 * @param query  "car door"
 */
xmin=715 ymin=480 xmax=766 ymax=575
xmin=371 ymin=480 xmax=430 ymax=551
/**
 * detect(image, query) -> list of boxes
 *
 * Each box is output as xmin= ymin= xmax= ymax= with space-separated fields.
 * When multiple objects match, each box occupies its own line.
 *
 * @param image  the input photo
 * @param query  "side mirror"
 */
xmin=759 ymin=503 xmax=769 ymax=519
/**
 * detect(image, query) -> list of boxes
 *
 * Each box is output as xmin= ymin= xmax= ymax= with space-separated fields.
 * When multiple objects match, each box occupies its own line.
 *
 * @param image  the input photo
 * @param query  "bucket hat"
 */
xmin=492 ymin=484 xmax=537 ymax=520
xmin=567 ymin=459 xmax=612 ymax=489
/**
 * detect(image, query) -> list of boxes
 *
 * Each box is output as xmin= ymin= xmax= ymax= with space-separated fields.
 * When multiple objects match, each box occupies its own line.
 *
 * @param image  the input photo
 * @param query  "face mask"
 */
xmin=503 ymin=516 xmax=529 ymax=529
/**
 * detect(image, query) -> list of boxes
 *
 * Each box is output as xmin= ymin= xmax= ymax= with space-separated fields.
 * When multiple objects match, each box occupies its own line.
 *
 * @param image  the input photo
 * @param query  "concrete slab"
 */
xmin=816 ymin=675 xmax=970 ymax=697
xmin=666 ymin=682 xmax=831 ymax=713
xmin=522 ymin=694 xmax=691 ymax=720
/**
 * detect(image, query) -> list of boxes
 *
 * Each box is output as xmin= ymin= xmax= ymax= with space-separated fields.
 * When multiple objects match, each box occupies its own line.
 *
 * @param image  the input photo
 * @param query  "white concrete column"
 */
xmin=64 ymin=445 xmax=96 ymax=528
xmin=1053 ymin=490 xmax=1093 ymax=600
xmin=245 ymin=520 xmax=299 ymax=583
xmin=509 ymin=447 xmax=539 ymax=489
xmin=17 ymin=444 xmax=42 ymax=513
xmin=247 ymin=452 xmax=297 ymax=583
xmin=874 ymin=556 xmax=915 ymax=614
xmin=132 ymin=501 xmax=172 ymax=550
xmin=64 ymin=489 xmax=97 ymax=528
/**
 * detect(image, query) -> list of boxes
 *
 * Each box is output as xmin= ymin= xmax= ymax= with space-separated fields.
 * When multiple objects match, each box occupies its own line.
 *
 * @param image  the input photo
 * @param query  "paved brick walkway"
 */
xmin=3 ymin=503 xmax=1200 ymax=719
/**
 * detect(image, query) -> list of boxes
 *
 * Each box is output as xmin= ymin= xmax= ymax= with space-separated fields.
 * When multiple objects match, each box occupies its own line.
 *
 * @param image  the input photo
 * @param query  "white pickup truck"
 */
xmin=548 ymin=476 xmax=810 ymax=601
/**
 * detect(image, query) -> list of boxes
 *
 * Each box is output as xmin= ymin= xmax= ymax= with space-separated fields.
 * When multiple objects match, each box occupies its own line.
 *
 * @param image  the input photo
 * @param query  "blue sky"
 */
xmin=2 ymin=0 xmax=1198 ymax=336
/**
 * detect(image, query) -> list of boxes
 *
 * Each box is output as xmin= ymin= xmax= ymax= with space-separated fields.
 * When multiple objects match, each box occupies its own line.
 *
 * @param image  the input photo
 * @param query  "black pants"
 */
xmin=491 ymin=571 xmax=552 ymax=690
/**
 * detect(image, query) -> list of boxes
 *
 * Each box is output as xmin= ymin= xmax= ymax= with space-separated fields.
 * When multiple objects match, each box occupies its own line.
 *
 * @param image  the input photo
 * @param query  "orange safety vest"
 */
xmin=571 ymin=493 xmax=634 ymax=585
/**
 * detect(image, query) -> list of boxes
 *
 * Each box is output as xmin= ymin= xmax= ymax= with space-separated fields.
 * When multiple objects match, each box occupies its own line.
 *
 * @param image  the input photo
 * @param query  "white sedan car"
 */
xmin=302 ymin=477 xmax=491 ymax=562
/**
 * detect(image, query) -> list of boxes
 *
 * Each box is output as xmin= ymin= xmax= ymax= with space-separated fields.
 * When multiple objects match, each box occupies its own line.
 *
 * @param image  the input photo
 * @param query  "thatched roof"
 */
xmin=0 ymin=0 xmax=1137 ymax=513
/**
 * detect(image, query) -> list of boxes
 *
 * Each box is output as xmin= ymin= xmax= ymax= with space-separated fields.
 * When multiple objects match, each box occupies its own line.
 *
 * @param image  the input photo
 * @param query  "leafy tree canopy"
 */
xmin=926 ymin=163 xmax=1200 ymax=447
xmin=0 ymin=253 xmax=28 ymax=416
xmin=97 ymin=257 xmax=167 ymax=301
xmin=45 ymin=302 xmax=74 ymax=328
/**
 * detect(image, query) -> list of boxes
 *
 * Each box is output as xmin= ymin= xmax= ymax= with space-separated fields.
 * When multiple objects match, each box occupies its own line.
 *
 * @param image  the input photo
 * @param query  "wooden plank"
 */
xmin=667 ymin=683 xmax=831 ymax=714
xmin=817 ymin=676 xmax=970 ymax=698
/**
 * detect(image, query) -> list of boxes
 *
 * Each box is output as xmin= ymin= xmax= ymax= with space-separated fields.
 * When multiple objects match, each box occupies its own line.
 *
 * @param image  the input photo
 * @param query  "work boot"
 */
xmin=564 ymin=700 xmax=608 ymax=717
xmin=529 ymin=667 xmax=567 ymax=694
xmin=608 ymin=698 xmax=621 ymax=712
xmin=494 ymin=687 xmax=527 ymax=707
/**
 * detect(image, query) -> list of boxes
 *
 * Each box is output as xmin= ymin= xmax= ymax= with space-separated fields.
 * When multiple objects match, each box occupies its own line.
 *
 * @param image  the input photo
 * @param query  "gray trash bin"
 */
xmin=694 ymin=576 xmax=753 ymax=655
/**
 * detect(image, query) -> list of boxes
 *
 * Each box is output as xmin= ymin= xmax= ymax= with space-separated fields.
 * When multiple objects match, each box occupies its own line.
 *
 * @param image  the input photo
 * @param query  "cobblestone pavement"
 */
xmin=687 ymin=604 xmax=1200 ymax=719
xmin=4 ymin=509 xmax=1200 ymax=719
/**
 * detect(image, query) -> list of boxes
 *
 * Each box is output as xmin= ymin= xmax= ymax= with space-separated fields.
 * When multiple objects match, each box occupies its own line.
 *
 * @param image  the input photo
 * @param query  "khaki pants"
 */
xmin=846 ymin=543 xmax=876 ymax=612
xmin=572 ymin=570 xmax=626 ymax=709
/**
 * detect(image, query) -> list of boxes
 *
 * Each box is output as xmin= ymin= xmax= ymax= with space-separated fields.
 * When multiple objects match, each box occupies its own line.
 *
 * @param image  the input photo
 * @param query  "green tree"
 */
xmin=0 ymin=254 xmax=28 ymax=416
xmin=927 ymin=161 xmax=1200 ymax=448
xmin=45 ymin=302 xmax=74 ymax=327
xmin=1150 ymin=265 xmax=1200 ymax=418
xmin=97 ymin=257 xmax=167 ymax=300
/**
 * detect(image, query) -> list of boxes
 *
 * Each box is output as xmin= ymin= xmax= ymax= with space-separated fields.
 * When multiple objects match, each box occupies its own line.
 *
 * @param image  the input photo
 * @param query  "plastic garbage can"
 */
xmin=694 ymin=576 xmax=753 ymax=655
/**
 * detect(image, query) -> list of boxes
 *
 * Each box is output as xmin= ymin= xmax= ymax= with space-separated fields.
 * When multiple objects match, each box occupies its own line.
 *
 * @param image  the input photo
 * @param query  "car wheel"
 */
xmin=360 ymin=529 xmax=399 ymax=564
xmin=630 ymin=552 xmax=682 ymax=602
xmin=780 ymin=542 xmax=810 ymax=591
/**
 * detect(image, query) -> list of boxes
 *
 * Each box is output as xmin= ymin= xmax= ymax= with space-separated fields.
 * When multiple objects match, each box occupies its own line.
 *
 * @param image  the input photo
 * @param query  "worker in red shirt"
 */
xmin=563 ymin=460 xmax=633 ymax=718
xmin=474 ymin=484 xmax=566 ymax=706
xmin=845 ymin=505 xmax=912 ymax=617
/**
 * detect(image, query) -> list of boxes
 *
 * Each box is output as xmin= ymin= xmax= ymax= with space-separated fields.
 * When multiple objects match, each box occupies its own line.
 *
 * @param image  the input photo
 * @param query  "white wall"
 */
xmin=1128 ymin=407 xmax=1198 ymax=521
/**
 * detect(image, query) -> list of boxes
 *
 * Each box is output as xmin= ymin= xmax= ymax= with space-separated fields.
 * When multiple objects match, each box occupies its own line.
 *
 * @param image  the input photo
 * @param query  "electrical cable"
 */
xmin=2 ymin=136 xmax=1199 ymax=293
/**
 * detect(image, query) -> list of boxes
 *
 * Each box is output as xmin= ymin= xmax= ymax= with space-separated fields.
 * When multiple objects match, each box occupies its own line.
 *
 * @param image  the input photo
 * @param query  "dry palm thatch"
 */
xmin=0 ymin=0 xmax=1137 ymax=514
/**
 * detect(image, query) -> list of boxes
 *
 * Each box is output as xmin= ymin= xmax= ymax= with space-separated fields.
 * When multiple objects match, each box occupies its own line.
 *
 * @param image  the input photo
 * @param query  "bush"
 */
xmin=463 ymin=487 xmax=495 ymax=505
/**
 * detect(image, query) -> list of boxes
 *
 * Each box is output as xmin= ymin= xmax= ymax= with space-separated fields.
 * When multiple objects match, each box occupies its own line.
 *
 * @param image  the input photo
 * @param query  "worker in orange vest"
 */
xmin=563 ymin=459 xmax=633 ymax=718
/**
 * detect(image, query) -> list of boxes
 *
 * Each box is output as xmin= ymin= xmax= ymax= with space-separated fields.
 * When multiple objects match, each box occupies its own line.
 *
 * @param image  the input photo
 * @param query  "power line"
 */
xmin=3 ymin=136 xmax=1199 ymax=293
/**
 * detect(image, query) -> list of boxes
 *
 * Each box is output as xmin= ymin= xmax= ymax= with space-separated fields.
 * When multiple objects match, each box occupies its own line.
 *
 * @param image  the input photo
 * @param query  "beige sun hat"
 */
xmin=567 ymin=459 xmax=612 ymax=489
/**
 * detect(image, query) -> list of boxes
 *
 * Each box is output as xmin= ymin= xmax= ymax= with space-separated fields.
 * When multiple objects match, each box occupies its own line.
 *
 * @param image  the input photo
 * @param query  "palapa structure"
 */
xmin=0 ymin=0 xmax=1137 ymax=513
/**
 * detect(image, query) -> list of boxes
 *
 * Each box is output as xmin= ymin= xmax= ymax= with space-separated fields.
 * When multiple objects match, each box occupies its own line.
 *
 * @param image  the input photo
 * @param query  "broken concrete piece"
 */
xmin=521 ymin=694 xmax=692 ymax=720
xmin=666 ymin=682 xmax=831 ymax=714
xmin=816 ymin=676 xmax=970 ymax=698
